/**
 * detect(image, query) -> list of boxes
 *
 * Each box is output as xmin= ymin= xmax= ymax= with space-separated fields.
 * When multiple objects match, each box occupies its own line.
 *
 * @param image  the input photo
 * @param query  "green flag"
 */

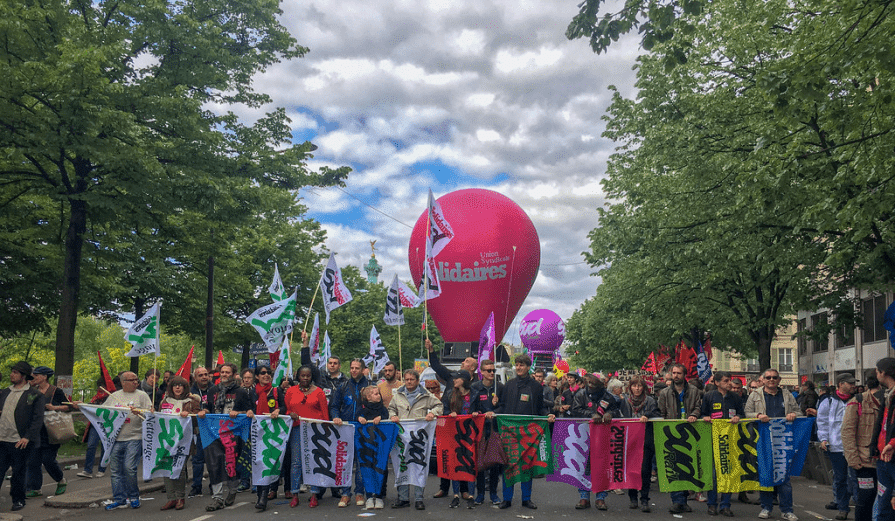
xmin=654 ymin=420 xmax=713 ymax=492
xmin=496 ymin=415 xmax=553 ymax=486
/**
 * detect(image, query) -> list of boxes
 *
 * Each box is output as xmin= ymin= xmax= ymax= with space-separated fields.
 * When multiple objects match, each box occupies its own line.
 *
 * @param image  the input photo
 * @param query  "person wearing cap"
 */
xmin=818 ymin=373 xmax=857 ymax=520
xmin=24 ymin=366 xmax=72 ymax=498
xmin=442 ymin=370 xmax=479 ymax=509
xmin=0 ymin=362 xmax=47 ymax=511
xmin=745 ymin=368 xmax=805 ymax=521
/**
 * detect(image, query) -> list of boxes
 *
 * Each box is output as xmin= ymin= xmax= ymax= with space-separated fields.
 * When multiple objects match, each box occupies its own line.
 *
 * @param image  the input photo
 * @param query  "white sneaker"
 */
xmin=299 ymin=484 xmax=309 ymax=493
xmin=76 ymin=471 xmax=93 ymax=478
xmin=95 ymin=471 xmax=105 ymax=478
xmin=759 ymin=509 xmax=771 ymax=519
xmin=365 ymin=498 xmax=375 ymax=510
xmin=782 ymin=513 xmax=798 ymax=521
xmin=374 ymin=498 xmax=384 ymax=509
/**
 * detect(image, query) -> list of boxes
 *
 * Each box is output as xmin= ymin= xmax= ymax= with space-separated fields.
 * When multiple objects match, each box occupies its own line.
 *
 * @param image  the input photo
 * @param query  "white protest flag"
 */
xmin=142 ymin=413 xmax=193 ymax=480
xmin=299 ymin=421 xmax=355 ymax=488
xmin=383 ymin=275 xmax=404 ymax=326
xmin=309 ymin=313 xmax=322 ymax=368
xmin=390 ymin=419 xmax=437 ymax=488
xmin=427 ymin=188 xmax=454 ymax=258
xmin=397 ymin=279 xmax=421 ymax=308
xmin=125 ymin=303 xmax=161 ymax=357
xmin=364 ymin=326 xmax=390 ymax=374
xmin=251 ymin=415 xmax=294 ymax=486
xmin=418 ymin=238 xmax=442 ymax=301
xmin=269 ymin=264 xmax=288 ymax=301
xmin=80 ymin=405 xmax=129 ymax=468
xmin=271 ymin=336 xmax=293 ymax=387
xmin=246 ymin=290 xmax=297 ymax=352
xmin=320 ymin=253 xmax=353 ymax=324
xmin=320 ymin=331 xmax=332 ymax=372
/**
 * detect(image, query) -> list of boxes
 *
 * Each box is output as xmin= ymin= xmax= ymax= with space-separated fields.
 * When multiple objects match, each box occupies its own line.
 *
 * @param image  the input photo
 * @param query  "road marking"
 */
xmin=225 ymin=501 xmax=251 ymax=510
xmin=189 ymin=516 xmax=214 ymax=521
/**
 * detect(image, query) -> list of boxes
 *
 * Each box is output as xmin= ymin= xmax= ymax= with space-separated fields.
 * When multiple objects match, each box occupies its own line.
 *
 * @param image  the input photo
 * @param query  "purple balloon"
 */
xmin=519 ymin=309 xmax=565 ymax=354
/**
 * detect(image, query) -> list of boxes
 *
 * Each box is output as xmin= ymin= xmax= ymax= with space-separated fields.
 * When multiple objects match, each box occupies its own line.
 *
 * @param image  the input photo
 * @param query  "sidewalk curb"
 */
xmin=43 ymin=481 xmax=166 ymax=509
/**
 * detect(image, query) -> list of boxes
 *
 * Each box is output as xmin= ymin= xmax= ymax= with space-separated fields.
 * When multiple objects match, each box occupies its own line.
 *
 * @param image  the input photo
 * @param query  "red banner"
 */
xmin=436 ymin=415 xmax=486 ymax=481
xmin=590 ymin=421 xmax=646 ymax=491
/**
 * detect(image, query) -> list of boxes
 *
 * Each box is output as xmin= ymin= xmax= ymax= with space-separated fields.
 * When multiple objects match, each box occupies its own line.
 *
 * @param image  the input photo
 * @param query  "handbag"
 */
xmin=476 ymin=429 xmax=508 ymax=471
xmin=44 ymin=410 xmax=76 ymax=445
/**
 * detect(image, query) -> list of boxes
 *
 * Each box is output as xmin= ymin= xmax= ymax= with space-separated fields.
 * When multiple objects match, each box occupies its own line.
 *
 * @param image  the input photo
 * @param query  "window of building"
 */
xmin=778 ymin=349 xmax=793 ymax=372
xmin=862 ymin=295 xmax=890 ymax=343
xmin=834 ymin=321 xmax=855 ymax=349
xmin=745 ymin=358 xmax=760 ymax=373
xmin=812 ymin=313 xmax=829 ymax=352
xmin=797 ymin=318 xmax=808 ymax=355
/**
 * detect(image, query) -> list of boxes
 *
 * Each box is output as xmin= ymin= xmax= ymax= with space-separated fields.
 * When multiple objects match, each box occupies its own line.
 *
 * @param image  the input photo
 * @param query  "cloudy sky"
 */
xmin=246 ymin=0 xmax=641 ymax=343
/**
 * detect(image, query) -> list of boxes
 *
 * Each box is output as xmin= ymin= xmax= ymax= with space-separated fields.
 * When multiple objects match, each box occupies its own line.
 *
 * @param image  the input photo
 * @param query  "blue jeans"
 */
xmin=671 ymin=490 xmax=689 ymax=506
xmin=874 ymin=459 xmax=895 ymax=521
xmin=191 ymin=433 xmax=205 ymax=493
xmin=502 ymin=478 xmax=532 ymax=501
xmin=829 ymin=451 xmax=853 ymax=512
xmin=285 ymin=428 xmax=323 ymax=495
xmin=578 ymin=488 xmax=608 ymax=500
xmin=707 ymin=490 xmax=732 ymax=509
xmin=84 ymin=426 xmax=106 ymax=474
xmin=110 ymin=440 xmax=142 ymax=502
xmin=760 ymin=476 xmax=793 ymax=514
xmin=397 ymin=484 xmax=424 ymax=502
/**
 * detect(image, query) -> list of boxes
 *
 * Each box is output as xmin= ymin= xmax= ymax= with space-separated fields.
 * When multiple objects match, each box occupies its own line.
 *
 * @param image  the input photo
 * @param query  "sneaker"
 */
xmin=299 ymin=484 xmax=310 ymax=493
xmin=356 ymin=494 xmax=365 ymax=506
xmin=25 ymin=490 xmax=42 ymax=498
xmin=670 ymin=504 xmax=689 ymax=514
xmin=758 ymin=509 xmax=771 ymax=519
xmin=835 ymin=513 xmax=848 ymax=521
xmin=189 ymin=488 xmax=203 ymax=498
xmin=721 ymin=508 xmax=735 ymax=517
xmin=55 ymin=480 xmax=67 ymax=495
xmin=105 ymin=501 xmax=128 ymax=510
xmin=782 ymin=513 xmax=799 ymax=521
xmin=129 ymin=499 xmax=141 ymax=509
xmin=375 ymin=498 xmax=384 ymax=509
xmin=698 ymin=493 xmax=708 ymax=503
xmin=236 ymin=483 xmax=251 ymax=493
xmin=366 ymin=498 xmax=376 ymax=510
xmin=450 ymin=496 xmax=460 ymax=508
xmin=76 ymin=471 xmax=93 ymax=479
xmin=96 ymin=471 xmax=105 ymax=478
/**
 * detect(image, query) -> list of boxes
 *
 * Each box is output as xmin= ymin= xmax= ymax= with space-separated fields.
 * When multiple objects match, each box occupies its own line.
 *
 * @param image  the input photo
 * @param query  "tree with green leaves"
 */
xmin=0 ymin=0 xmax=349 ymax=377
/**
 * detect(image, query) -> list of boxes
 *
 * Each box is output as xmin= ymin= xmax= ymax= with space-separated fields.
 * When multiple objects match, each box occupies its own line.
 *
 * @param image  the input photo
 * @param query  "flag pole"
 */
xmin=398 ymin=324 xmax=403 ymax=373
xmin=303 ymin=278 xmax=322 ymax=332
xmin=423 ymin=209 xmax=431 ymax=341
xmin=151 ymin=353 xmax=158 ymax=407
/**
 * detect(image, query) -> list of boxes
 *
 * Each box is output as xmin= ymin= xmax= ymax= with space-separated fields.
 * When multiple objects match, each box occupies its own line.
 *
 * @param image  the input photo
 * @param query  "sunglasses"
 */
xmin=765 ymin=376 xmax=780 ymax=380
xmin=482 ymin=369 xmax=495 ymax=373
xmin=257 ymin=371 xmax=269 ymax=375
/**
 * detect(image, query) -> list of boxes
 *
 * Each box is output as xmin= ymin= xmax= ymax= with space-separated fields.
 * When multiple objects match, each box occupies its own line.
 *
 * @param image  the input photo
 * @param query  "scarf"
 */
xmin=627 ymin=392 xmax=646 ymax=414
xmin=255 ymin=383 xmax=273 ymax=414
xmin=214 ymin=378 xmax=240 ymax=414
xmin=403 ymin=384 xmax=424 ymax=407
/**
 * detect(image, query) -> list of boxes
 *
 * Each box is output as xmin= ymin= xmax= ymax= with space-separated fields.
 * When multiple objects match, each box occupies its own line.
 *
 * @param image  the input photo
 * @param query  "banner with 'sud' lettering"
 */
xmin=757 ymin=417 xmax=814 ymax=487
xmin=654 ymin=420 xmax=713 ymax=492
xmin=355 ymin=423 xmax=399 ymax=493
xmin=142 ymin=413 xmax=193 ymax=481
xmin=496 ymin=416 xmax=553 ymax=486
xmin=391 ymin=420 xmax=437 ymax=488
xmin=591 ymin=420 xmax=645 ymax=491
xmin=251 ymin=415 xmax=293 ymax=486
xmin=712 ymin=420 xmax=767 ymax=493
xmin=436 ymin=415 xmax=485 ymax=482
xmin=300 ymin=420 xmax=355 ymax=488
xmin=547 ymin=419 xmax=591 ymax=490
xmin=79 ymin=405 xmax=128 ymax=468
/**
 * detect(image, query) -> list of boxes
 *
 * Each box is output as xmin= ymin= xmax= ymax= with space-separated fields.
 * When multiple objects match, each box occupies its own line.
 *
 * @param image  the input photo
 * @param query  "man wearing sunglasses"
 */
xmin=745 ymin=368 xmax=805 ymax=521
xmin=471 ymin=359 xmax=504 ymax=506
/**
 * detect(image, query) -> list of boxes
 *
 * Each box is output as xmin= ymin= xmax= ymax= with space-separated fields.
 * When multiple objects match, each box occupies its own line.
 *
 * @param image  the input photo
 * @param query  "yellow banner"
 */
xmin=712 ymin=420 xmax=769 ymax=493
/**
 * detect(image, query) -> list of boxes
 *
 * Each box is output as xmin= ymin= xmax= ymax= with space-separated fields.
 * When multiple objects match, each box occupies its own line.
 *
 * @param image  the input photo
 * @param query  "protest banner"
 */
xmin=251 ymin=415 xmax=293 ymax=486
xmin=197 ymin=414 xmax=253 ymax=479
xmin=355 ymin=422 xmax=399 ymax=493
xmin=712 ymin=419 xmax=765 ymax=493
xmin=391 ymin=420 xmax=437 ymax=488
xmin=547 ymin=419 xmax=591 ymax=490
xmin=496 ymin=415 xmax=553 ymax=486
xmin=142 ymin=413 xmax=193 ymax=480
xmin=79 ymin=404 xmax=128 ymax=468
xmin=654 ymin=420 xmax=713 ymax=492
xmin=300 ymin=420 xmax=355 ymax=488
xmin=591 ymin=420 xmax=646 ymax=491
xmin=436 ymin=415 xmax=485 ymax=482
xmin=757 ymin=417 xmax=815 ymax=487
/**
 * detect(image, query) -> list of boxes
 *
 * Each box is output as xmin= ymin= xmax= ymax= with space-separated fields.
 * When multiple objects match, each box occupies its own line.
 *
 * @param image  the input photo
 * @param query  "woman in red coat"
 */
xmin=284 ymin=365 xmax=329 ymax=508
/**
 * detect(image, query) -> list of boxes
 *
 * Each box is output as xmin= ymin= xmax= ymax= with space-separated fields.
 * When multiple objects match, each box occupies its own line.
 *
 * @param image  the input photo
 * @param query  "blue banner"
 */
xmin=197 ymin=414 xmax=253 ymax=449
xmin=757 ymin=417 xmax=814 ymax=487
xmin=355 ymin=422 xmax=399 ymax=493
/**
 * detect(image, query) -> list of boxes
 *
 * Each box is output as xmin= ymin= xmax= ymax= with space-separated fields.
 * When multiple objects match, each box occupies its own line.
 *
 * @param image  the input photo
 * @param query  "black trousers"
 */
xmin=0 ymin=441 xmax=34 ymax=504
xmin=854 ymin=466 xmax=878 ymax=521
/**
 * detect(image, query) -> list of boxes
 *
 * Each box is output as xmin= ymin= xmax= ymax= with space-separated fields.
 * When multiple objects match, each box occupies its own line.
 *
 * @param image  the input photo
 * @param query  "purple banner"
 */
xmin=547 ymin=419 xmax=591 ymax=490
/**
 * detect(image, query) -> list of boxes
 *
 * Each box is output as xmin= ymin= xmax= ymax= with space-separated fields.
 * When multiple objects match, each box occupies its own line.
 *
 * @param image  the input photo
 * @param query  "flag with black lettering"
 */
xmin=355 ymin=422 xmax=399 ymax=493
xmin=320 ymin=253 xmax=353 ymax=324
xmin=654 ymin=420 xmax=713 ymax=492
xmin=125 ymin=303 xmax=161 ymax=357
xmin=391 ymin=420 xmax=437 ymax=488
xmin=436 ymin=415 xmax=485 ymax=481
xmin=398 ymin=279 xmax=421 ymax=308
xmin=300 ymin=420 xmax=355 ymax=488
xmin=384 ymin=275 xmax=405 ymax=326
xmin=427 ymin=188 xmax=454 ymax=257
xmin=142 ymin=413 xmax=193 ymax=480
xmin=319 ymin=331 xmax=331 ymax=372
xmin=591 ymin=420 xmax=645 ymax=491
xmin=364 ymin=326 xmax=390 ymax=374
xmin=251 ymin=415 xmax=293 ymax=486
xmin=757 ymin=417 xmax=814 ymax=487
xmin=269 ymin=264 xmax=288 ymax=301
xmin=547 ymin=419 xmax=591 ymax=490
xmin=79 ymin=405 xmax=128 ymax=468
xmin=712 ymin=420 xmax=766 ymax=493
xmin=246 ymin=290 xmax=297 ymax=350
xmin=496 ymin=415 xmax=553 ymax=486
xmin=198 ymin=414 xmax=253 ymax=480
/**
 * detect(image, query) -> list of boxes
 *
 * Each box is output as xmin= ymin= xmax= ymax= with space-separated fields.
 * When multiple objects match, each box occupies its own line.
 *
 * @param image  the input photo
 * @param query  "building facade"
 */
xmin=711 ymin=322 xmax=799 ymax=388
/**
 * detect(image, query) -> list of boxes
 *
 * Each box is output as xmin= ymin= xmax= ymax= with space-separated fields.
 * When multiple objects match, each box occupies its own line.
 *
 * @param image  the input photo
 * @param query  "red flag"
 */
xmin=88 ymin=351 xmax=117 ymax=403
xmin=435 ymin=415 xmax=485 ymax=482
xmin=703 ymin=335 xmax=713 ymax=361
xmin=641 ymin=352 xmax=657 ymax=373
xmin=216 ymin=350 xmax=225 ymax=366
xmin=176 ymin=345 xmax=195 ymax=379
xmin=675 ymin=340 xmax=698 ymax=379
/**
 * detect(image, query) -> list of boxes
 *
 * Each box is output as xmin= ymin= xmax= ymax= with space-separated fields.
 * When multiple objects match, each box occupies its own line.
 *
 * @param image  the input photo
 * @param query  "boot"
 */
xmin=256 ymin=487 xmax=269 ymax=511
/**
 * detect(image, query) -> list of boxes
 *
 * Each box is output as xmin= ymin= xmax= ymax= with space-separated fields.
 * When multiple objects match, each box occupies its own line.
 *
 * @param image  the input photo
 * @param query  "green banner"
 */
xmin=496 ymin=416 xmax=553 ymax=486
xmin=654 ymin=420 xmax=713 ymax=492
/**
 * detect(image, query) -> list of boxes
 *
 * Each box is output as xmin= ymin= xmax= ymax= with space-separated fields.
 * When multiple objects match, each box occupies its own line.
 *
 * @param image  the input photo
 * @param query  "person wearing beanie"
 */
xmin=0 ymin=362 xmax=46 ymax=511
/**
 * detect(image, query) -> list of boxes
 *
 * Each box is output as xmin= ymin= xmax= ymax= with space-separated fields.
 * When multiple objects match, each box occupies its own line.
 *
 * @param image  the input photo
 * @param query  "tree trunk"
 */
xmin=756 ymin=326 xmax=773 ymax=372
xmin=54 ymin=198 xmax=87 ymax=378
xmin=205 ymin=255 xmax=214 ymax=368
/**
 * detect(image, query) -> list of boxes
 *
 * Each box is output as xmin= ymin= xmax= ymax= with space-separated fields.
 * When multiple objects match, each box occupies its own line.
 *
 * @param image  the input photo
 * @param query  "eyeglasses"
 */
xmin=765 ymin=376 xmax=780 ymax=380
xmin=482 ymin=369 xmax=495 ymax=373
xmin=257 ymin=371 xmax=269 ymax=375
xmin=124 ymin=378 xmax=139 ymax=382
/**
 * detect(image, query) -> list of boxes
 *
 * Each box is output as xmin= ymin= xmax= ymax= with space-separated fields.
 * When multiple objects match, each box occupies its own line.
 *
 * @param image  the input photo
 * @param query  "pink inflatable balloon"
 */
xmin=409 ymin=189 xmax=540 ymax=343
xmin=519 ymin=309 xmax=565 ymax=354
